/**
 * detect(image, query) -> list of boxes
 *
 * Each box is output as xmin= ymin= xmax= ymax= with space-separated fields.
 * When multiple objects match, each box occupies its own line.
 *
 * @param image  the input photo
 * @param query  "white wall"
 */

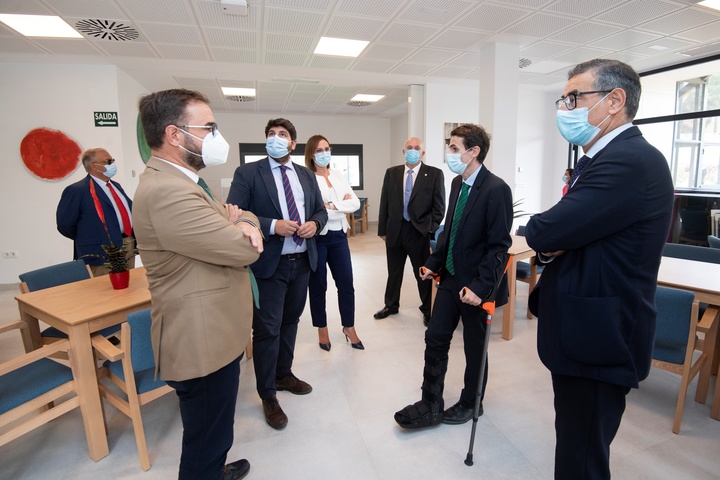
xmin=0 ymin=62 xmax=145 ymax=283
xmin=198 ymin=112 xmax=392 ymax=224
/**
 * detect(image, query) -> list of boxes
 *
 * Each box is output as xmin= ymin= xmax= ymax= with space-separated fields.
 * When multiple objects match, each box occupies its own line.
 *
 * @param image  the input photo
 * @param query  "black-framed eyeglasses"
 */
xmin=314 ymin=147 xmax=331 ymax=154
xmin=96 ymin=158 xmax=115 ymax=165
xmin=555 ymin=90 xmax=612 ymax=111
xmin=179 ymin=124 xmax=219 ymax=137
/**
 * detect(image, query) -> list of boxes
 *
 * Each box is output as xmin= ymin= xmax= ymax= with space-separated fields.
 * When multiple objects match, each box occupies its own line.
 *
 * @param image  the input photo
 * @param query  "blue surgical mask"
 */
xmin=314 ymin=151 xmax=331 ymax=167
xmin=405 ymin=149 xmax=421 ymax=165
xmin=445 ymin=148 xmax=470 ymax=175
xmin=555 ymin=93 xmax=611 ymax=146
xmin=266 ymin=136 xmax=290 ymax=159
xmin=562 ymin=175 xmax=568 ymax=183
xmin=104 ymin=163 xmax=117 ymax=178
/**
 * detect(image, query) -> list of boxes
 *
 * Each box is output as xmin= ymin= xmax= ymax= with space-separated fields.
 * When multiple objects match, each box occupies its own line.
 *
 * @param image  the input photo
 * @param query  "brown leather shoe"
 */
xmin=223 ymin=458 xmax=250 ymax=479
xmin=275 ymin=373 xmax=312 ymax=395
xmin=262 ymin=395 xmax=288 ymax=430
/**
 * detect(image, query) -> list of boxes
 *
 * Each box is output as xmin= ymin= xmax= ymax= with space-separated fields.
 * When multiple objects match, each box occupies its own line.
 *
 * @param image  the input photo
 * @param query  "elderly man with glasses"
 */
xmin=525 ymin=59 xmax=675 ymax=480
xmin=57 ymin=148 xmax=135 ymax=276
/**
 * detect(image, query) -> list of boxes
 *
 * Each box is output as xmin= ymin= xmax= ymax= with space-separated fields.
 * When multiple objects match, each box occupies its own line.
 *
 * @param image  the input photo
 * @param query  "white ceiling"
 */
xmin=1 ymin=0 xmax=720 ymax=117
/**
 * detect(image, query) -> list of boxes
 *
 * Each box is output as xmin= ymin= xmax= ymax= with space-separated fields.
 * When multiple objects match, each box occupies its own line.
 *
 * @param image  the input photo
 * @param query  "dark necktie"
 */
xmin=446 ymin=182 xmax=470 ymax=276
xmin=403 ymin=170 xmax=413 ymax=221
xmin=570 ymin=155 xmax=590 ymax=186
xmin=279 ymin=165 xmax=303 ymax=246
xmin=106 ymin=182 xmax=132 ymax=236
xmin=197 ymin=177 xmax=214 ymax=200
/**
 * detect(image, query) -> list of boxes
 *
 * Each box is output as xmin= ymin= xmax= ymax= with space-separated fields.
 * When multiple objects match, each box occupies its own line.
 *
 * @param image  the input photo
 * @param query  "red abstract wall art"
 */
xmin=20 ymin=128 xmax=82 ymax=180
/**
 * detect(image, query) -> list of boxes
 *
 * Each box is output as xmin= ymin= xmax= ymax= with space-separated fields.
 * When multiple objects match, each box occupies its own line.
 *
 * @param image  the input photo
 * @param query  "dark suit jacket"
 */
xmin=377 ymin=163 xmax=445 ymax=247
xmin=525 ymin=126 xmax=674 ymax=389
xmin=56 ymin=174 xmax=132 ymax=266
xmin=226 ymin=158 xmax=328 ymax=279
xmin=425 ymin=166 xmax=513 ymax=301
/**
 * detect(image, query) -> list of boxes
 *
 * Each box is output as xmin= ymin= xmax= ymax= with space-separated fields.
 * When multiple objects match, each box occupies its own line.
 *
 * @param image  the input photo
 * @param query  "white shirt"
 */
xmin=315 ymin=170 xmax=360 ymax=234
xmin=268 ymin=158 xmax=307 ymax=254
xmin=90 ymin=174 xmax=132 ymax=231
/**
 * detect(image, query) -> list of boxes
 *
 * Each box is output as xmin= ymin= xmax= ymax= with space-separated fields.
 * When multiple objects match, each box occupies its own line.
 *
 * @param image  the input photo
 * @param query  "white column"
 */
xmin=408 ymin=84 xmax=425 ymax=140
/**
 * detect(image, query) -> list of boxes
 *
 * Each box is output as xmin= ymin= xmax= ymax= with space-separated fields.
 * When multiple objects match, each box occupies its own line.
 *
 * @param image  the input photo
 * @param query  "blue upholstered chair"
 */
xmin=429 ymin=224 xmax=444 ymax=252
xmin=0 ymin=321 xmax=79 ymax=448
xmin=652 ymin=286 xmax=710 ymax=434
xmin=92 ymin=308 xmax=172 ymax=471
xmin=708 ymin=235 xmax=720 ymax=249
xmin=662 ymin=242 xmax=720 ymax=264
xmin=515 ymin=226 xmax=543 ymax=319
xmin=18 ymin=260 xmax=120 ymax=343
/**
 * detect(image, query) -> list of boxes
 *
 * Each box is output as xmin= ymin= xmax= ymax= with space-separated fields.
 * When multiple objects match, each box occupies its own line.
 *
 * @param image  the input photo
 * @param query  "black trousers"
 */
xmin=552 ymin=374 xmax=629 ymax=480
xmin=424 ymin=274 xmax=488 ymax=407
xmin=253 ymin=253 xmax=310 ymax=398
xmin=384 ymin=221 xmax=432 ymax=314
xmin=166 ymin=356 xmax=242 ymax=480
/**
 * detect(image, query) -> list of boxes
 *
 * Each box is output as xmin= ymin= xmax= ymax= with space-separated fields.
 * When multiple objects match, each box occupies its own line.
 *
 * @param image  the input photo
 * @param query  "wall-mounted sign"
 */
xmin=94 ymin=111 xmax=118 ymax=127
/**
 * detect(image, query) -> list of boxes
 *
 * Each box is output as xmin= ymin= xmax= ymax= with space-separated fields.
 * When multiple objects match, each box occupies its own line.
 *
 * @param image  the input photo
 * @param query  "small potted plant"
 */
xmin=83 ymin=231 xmax=136 ymax=290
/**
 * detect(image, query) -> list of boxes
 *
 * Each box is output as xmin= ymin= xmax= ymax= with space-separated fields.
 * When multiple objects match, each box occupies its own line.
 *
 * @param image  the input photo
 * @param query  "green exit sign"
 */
xmin=94 ymin=112 xmax=118 ymax=127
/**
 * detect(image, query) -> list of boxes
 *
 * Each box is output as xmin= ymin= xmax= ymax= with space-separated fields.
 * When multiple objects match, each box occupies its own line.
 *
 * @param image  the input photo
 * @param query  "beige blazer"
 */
xmin=133 ymin=158 xmax=260 ymax=381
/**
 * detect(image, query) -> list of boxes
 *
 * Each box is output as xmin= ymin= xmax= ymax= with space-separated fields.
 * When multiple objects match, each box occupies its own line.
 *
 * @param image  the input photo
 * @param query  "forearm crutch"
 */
xmin=465 ymin=252 xmax=511 ymax=467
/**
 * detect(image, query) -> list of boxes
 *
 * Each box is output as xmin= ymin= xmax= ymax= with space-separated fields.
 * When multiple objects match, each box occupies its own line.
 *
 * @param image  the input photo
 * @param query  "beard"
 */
xmin=181 ymin=137 xmax=205 ymax=171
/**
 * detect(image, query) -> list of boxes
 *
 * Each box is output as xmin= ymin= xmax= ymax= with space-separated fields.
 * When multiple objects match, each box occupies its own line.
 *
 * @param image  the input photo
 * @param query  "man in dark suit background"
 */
xmin=525 ymin=59 xmax=674 ymax=479
xmin=56 ymin=148 xmax=135 ymax=276
xmin=375 ymin=137 xmax=445 ymax=326
xmin=394 ymin=124 xmax=512 ymax=429
xmin=227 ymin=118 xmax=327 ymax=430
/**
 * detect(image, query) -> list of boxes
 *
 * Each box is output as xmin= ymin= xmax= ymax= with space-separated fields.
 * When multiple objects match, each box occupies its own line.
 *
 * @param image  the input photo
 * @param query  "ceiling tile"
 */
xmin=174 ymin=77 xmax=219 ymax=88
xmin=487 ymin=0 xmax=553 ymax=8
xmin=195 ymin=1 xmax=261 ymax=29
xmin=121 ymin=0 xmax=195 ymax=23
xmin=263 ymin=51 xmax=307 ymax=66
xmin=674 ymin=20 xmax=720 ymax=42
xmin=0 ymin=0 xmax=52 ymax=15
xmin=390 ymin=63 xmax=436 ymax=75
xmin=350 ymin=59 xmax=395 ymax=72
xmin=336 ymin=0 xmax=405 ymax=18
xmin=428 ymin=29 xmax=491 ymax=50
xmin=378 ymin=23 xmax=441 ymax=46
xmin=210 ymin=48 xmax=258 ymax=63
xmin=154 ymin=44 xmax=209 ymax=61
xmin=265 ymin=33 xmax=315 ymax=53
xmin=136 ymin=23 xmax=203 ymax=45
xmin=426 ymin=65 xmax=475 ymax=78
xmin=604 ymin=51 xmax=646 ymax=63
xmin=505 ymin=12 xmax=577 ymax=38
xmin=93 ymin=40 xmax=158 ymax=58
xmin=399 ymin=0 xmax=476 ymax=25
xmin=520 ymin=41 xmax=575 ymax=59
xmin=594 ymin=0 xmax=683 ymax=27
xmin=0 ymin=38 xmax=49 ymax=54
xmin=361 ymin=43 xmax=415 ymax=61
xmin=324 ymin=15 xmax=386 ymax=41
xmin=551 ymin=46 xmax=614 ymax=64
xmin=265 ymin=7 xmax=324 ymax=34
xmin=545 ymin=0 xmax=621 ymax=17
xmin=406 ymin=48 xmax=459 ymax=65
xmin=448 ymin=52 xmax=483 ymax=67
xmin=257 ymin=81 xmax=294 ymax=92
xmin=547 ymin=22 xmax=624 ymax=45
xmin=453 ymin=3 xmax=530 ymax=31
xmin=31 ymin=38 xmax=103 ymax=55
xmin=204 ymin=28 xmax=256 ymax=49
xmin=309 ymin=56 xmax=354 ymax=69
xmin=622 ymin=37 xmax=696 ymax=55
xmin=593 ymin=30 xmax=662 ymax=51
xmin=637 ymin=7 xmax=720 ymax=35
xmin=44 ymin=0 xmax=125 ymax=18
xmin=266 ymin=0 xmax=332 ymax=10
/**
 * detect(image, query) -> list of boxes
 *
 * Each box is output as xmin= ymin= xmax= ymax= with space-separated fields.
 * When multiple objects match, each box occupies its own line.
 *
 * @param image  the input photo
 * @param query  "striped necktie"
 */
xmin=280 ymin=165 xmax=303 ymax=246
xmin=446 ymin=182 xmax=470 ymax=276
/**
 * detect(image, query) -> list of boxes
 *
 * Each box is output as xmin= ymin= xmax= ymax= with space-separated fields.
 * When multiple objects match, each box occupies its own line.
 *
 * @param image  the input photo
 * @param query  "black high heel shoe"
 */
xmin=319 ymin=341 xmax=331 ymax=352
xmin=342 ymin=327 xmax=364 ymax=350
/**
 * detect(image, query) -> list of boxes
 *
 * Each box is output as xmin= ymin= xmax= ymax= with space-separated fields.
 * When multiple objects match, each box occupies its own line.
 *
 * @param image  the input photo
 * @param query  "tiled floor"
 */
xmin=1 ymin=224 xmax=719 ymax=479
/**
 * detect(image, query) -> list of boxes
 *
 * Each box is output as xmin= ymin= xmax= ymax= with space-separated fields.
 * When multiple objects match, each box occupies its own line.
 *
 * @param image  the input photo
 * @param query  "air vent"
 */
xmin=226 ymin=95 xmax=255 ymax=102
xmin=347 ymin=100 xmax=371 ymax=107
xmin=519 ymin=57 xmax=532 ymax=68
xmin=75 ymin=19 xmax=139 ymax=41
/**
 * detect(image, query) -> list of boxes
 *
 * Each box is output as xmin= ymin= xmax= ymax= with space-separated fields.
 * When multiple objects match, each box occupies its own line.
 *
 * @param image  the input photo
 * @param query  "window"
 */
xmin=636 ymin=56 xmax=720 ymax=191
xmin=238 ymin=143 xmax=364 ymax=190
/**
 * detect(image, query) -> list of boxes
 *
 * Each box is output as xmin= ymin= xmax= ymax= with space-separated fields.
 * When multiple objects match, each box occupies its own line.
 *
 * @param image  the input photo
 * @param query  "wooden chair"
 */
xmin=515 ymin=226 xmax=542 ymax=318
xmin=347 ymin=197 xmax=368 ymax=236
xmin=652 ymin=286 xmax=714 ymax=434
xmin=18 ymin=260 xmax=120 ymax=349
xmin=0 ymin=321 xmax=79 ymax=448
xmin=92 ymin=309 xmax=173 ymax=471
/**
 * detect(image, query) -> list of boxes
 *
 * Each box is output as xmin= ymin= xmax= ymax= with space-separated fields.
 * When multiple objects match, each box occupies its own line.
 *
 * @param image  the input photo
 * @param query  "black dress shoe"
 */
xmin=374 ymin=306 xmax=399 ymax=319
xmin=442 ymin=401 xmax=478 ymax=425
xmin=262 ymin=395 xmax=288 ymax=429
xmin=224 ymin=458 xmax=250 ymax=480
xmin=423 ymin=313 xmax=431 ymax=327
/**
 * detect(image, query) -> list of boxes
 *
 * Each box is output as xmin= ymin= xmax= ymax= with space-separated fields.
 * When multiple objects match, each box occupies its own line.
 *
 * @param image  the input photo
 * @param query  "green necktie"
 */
xmin=247 ymin=267 xmax=260 ymax=309
xmin=446 ymin=182 xmax=470 ymax=276
xmin=197 ymin=177 xmax=214 ymax=200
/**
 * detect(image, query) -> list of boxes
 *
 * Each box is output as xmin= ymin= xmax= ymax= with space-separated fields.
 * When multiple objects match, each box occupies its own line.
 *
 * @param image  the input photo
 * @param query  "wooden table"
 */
xmin=657 ymin=256 xmax=720 ymax=420
xmin=15 ymin=268 xmax=150 ymax=461
xmin=501 ymin=235 xmax=536 ymax=340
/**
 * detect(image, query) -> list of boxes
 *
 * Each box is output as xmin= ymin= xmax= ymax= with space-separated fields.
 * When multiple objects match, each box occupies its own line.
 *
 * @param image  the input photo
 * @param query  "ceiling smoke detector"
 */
xmin=75 ymin=19 xmax=139 ymax=41
xmin=226 ymin=95 xmax=255 ymax=102
xmin=347 ymin=100 xmax=371 ymax=107
xmin=519 ymin=57 xmax=532 ymax=68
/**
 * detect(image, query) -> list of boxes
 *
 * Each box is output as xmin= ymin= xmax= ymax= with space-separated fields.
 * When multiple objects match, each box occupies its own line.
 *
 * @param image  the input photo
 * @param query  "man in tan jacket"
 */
xmin=134 ymin=89 xmax=263 ymax=480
